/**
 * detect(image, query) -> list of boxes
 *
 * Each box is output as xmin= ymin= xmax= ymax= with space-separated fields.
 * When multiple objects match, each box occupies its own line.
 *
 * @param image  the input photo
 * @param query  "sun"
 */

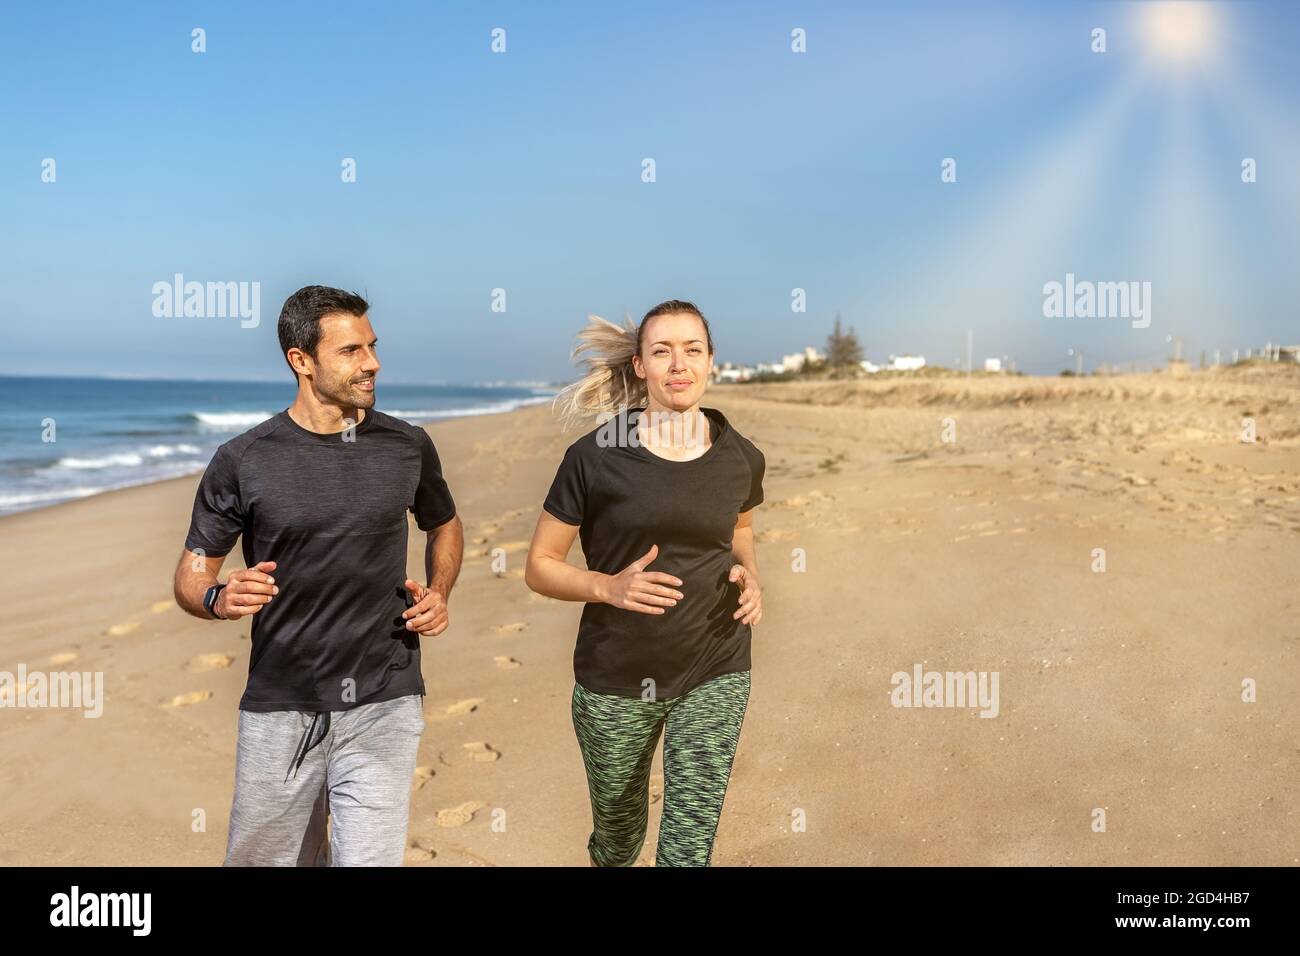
xmin=1141 ymin=2 xmax=1216 ymax=62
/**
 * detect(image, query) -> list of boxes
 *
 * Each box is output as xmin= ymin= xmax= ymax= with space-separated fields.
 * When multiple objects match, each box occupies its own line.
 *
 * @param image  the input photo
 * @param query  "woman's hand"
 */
xmin=597 ymin=544 xmax=683 ymax=615
xmin=729 ymin=564 xmax=762 ymax=626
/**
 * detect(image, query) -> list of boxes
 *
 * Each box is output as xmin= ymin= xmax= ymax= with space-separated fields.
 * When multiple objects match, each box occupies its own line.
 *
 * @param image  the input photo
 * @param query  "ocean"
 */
xmin=0 ymin=376 xmax=555 ymax=516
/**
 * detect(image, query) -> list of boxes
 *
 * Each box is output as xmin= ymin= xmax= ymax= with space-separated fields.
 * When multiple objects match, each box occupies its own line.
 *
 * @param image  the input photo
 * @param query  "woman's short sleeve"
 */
xmin=740 ymin=443 xmax=765 ymax=512
xmin=543 ymin=443 xmax=588 ymax=525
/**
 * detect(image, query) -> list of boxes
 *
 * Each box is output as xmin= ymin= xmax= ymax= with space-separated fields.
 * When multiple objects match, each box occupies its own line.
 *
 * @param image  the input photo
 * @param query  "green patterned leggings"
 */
xmin=571 ymin=669 xmax=751 ymax=867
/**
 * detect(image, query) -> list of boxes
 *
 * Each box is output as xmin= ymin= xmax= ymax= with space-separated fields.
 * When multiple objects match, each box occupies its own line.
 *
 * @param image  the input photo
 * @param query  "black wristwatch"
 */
xmin=204 ymin=583 xmax=227 ymax=620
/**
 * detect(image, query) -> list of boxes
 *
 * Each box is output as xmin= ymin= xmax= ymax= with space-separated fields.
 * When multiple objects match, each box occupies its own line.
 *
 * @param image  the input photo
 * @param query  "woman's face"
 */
xmin=633 ymin=312 xmax=713 ymax=412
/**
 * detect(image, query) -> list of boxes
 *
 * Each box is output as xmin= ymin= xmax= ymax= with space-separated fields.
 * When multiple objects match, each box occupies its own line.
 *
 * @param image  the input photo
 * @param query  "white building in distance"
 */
xmin=888 ymin=354 xmax=927 ymax=371
xmin=781 ymin=346 xmax=825 ymax=373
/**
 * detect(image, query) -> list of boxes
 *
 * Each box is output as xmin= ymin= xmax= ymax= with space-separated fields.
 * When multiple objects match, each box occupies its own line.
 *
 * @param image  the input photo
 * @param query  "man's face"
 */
xmin=304 ymin=312 xmax=381 ymax=409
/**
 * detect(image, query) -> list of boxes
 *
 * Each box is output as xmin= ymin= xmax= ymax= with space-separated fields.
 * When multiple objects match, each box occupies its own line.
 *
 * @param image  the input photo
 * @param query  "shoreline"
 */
xmin=0 ymin=394 xmax=558 ymax=524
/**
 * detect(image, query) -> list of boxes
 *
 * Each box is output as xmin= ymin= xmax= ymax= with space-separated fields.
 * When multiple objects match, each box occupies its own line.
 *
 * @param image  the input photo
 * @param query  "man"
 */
xmin=173 ymin=285 xmax=464 ymax=866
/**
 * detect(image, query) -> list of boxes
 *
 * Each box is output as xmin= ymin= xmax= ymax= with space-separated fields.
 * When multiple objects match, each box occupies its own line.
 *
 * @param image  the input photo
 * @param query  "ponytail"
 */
xmin=552 ymin=314 xmax=647 ymax=430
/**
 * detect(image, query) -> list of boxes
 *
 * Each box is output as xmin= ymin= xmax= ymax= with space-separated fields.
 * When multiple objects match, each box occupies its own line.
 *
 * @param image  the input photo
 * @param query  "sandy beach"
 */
xmin=1 ymin=366 xmax=1297 ymax=866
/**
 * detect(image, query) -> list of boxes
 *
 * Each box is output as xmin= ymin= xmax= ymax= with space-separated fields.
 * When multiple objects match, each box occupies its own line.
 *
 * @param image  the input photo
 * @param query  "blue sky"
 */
xmin=2 ymin=0 xmax=1297 ymax=382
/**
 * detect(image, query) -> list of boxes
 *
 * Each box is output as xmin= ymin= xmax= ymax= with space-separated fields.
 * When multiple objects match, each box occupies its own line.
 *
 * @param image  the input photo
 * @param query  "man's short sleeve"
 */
xmin=740 ymin=442 xmax=765 ymax=512
xmin=412 ymin=429 xmax=457 ymax=531
xmin=184 ymin=444 xmax=245 ymax=558
xmin=543 ymin=443 xmax=588 ymax=526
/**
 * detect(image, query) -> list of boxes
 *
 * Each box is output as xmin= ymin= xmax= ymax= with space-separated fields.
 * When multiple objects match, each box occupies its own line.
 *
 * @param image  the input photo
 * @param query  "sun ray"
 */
xmin=859 ymin=63 xmax=1152 ymax=365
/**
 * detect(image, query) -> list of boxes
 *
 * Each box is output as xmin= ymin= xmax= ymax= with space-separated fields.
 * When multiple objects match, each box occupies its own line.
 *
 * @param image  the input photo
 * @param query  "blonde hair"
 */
xmin=552 ymin=301 xmax=715 ymax=431
xmin=552 ymin=314 xmax=645 ymax=430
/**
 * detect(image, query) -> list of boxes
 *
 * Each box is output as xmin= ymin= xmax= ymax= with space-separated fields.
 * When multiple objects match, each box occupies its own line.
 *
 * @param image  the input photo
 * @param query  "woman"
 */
xmin=524 ymin=299 xmax=765 ymax=867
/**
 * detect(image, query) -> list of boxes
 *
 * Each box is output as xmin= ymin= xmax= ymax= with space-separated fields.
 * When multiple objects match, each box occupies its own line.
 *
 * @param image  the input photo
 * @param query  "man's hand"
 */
xmin=216 ymin=561 xmax=279 ymax=619
xmin=729 ymin=564 xmax=762 ymax=626
xmin=402 ymin=578 xmax=449 ymax=637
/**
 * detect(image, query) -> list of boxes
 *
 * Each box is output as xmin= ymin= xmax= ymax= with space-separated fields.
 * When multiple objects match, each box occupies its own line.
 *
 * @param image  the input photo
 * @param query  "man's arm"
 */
xmin=403 ymin=514 xmax=463 ymax=637
xmin=173 ymin=548 xmax=277 ymax=621
xmin=425 ymin=514 xmax=464 ymax=598
xmin=174 ymin=549 xmax=223 ymax=618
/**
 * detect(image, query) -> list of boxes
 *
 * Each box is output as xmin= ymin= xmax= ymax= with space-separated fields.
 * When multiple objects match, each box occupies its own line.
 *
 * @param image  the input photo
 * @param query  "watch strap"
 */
xmin=205 ymin=583 xmax=227 ymax=619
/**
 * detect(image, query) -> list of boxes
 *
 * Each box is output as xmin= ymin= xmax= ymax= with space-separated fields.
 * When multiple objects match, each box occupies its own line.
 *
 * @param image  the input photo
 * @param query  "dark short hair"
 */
xmin=277 ymin=285 xmax=370 ymax=376
xmin=637 ymin=299 xmax=714 ymax=355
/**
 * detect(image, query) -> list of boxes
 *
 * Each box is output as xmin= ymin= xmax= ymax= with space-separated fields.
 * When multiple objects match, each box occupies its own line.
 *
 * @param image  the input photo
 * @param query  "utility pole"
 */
xmin=1166 ymin=334 xmax=1182 ymax=363
xmin=966 ymin=328 xmax=973 ymax=377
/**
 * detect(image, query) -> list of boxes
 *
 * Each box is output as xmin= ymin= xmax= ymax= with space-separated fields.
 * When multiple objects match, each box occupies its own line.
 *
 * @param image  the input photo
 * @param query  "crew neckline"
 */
xmin=629 ymin=406 xmax=726 ymax=465
xmin=279 ymin=406 xmax=375 ymax=445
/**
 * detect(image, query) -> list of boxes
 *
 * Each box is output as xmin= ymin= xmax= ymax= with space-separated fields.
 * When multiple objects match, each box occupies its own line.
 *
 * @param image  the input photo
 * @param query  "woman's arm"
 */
xmin=731 ymin=508 xmax=759 ymax=577
xmin=524 ymin=512 xmax=607 ymax=602
xmin=730 ymin=508 xmax=763 ymax=625
xmin=525 ymin=512 xmax=683 ymax=614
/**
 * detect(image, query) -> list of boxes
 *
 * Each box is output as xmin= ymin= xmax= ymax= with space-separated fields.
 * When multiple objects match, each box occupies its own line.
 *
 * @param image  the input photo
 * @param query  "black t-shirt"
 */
xmin=542 ymin=406 xmax=765 ymax=699
xmin=183 ymin=408 xmax=457 ymax=712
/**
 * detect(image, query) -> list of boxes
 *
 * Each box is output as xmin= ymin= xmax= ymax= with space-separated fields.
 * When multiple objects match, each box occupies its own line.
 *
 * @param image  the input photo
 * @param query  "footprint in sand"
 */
xmin=105 ymin=622 xmax=139 ymax=637
xmin=441 ymin=698 xmax=484 ymax=717
xmin=772 ymin=491 xmax=837 ymax=512
xmin=186 ymin=652 xmax=235 ymax=672
xmin=411 ymin=765 xmax=436 ymax=791
xmin=49 ymin=651 xmax=78 ymax=666
xmin=494 ymin=656 xmax=522 ymax=670
xmin=435 ymin=801 xmax=485 ymax=828
xmin=163 ymin=690 xmax=214 ymax=708
xmin=463 ymin=741 xmax=500 ymax=763
xmin=404 ymin=829 xmax=446 ymax=861
xmin=404 ymin=845 xmax=435 ymax=864
xmin=493 ymin=622 xmax=527 ymax=636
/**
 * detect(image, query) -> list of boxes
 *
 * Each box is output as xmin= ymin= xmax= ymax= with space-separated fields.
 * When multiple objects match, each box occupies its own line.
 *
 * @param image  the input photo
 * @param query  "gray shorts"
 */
xmin=223 ymin=693 xmax=425 ymax=866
